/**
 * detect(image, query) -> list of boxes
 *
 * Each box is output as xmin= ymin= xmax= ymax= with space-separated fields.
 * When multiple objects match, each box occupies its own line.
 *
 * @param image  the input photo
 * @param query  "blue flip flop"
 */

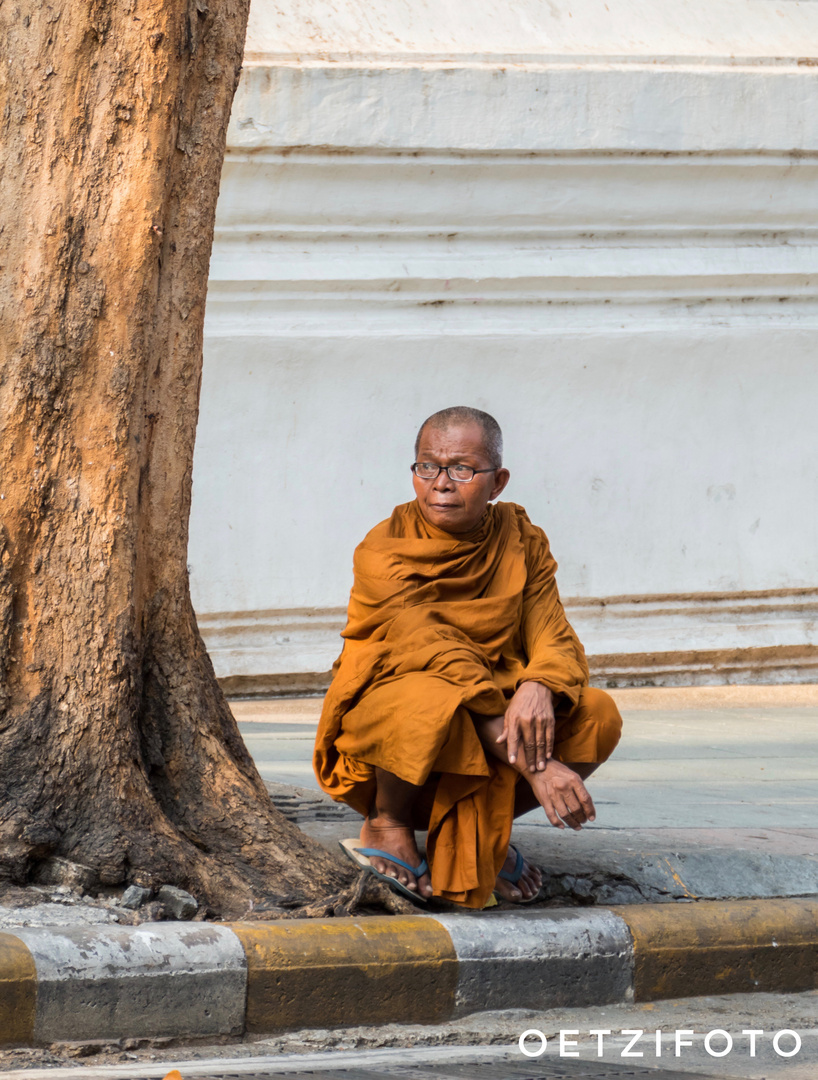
xmin=494 ymin=844 xmax=541 ymax=903
xmin=339 ymin=838 xmax=430 ymax=905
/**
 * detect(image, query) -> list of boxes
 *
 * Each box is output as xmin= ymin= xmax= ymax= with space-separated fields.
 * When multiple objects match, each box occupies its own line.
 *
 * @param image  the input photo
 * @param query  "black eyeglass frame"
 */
xmin=411 ymin=462 xmax=498 ymax=483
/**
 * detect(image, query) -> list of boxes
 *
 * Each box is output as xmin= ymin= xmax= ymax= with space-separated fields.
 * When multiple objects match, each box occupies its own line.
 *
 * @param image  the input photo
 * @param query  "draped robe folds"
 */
xmin=313 ymin=500 xmax=591 ymax=909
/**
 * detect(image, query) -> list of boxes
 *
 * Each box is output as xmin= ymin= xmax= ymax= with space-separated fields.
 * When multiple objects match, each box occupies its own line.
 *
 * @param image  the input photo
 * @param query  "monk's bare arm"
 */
xmin=474 ymin=714 xmax=596 ymax=831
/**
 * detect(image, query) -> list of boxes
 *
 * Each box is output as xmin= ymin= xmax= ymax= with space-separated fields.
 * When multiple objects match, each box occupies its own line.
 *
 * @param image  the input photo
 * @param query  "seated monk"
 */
xmin=313 ymin=406 xmax=622 ymax=908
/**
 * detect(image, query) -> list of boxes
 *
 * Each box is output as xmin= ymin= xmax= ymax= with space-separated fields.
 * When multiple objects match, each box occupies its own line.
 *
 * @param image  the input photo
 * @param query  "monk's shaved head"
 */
xmin=414 ymin=406 xmax=503 ymax=467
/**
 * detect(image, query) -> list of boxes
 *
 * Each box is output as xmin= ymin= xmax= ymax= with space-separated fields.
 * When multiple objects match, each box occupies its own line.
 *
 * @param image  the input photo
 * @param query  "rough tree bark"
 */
xmin=0 ymin=0 xmax=356 ymax=917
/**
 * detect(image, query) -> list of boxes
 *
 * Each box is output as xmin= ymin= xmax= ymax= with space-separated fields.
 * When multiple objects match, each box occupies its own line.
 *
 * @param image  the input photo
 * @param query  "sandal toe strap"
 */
xmin=497 ymin=844 xmax=525 ymax=884
xmin=356 ymin=847 xmax=428 ymax=878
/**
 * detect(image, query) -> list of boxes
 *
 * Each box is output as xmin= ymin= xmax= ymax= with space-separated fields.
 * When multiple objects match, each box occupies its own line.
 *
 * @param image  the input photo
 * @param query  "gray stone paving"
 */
xmin=235 ymin=695 xmax=818 ymax=907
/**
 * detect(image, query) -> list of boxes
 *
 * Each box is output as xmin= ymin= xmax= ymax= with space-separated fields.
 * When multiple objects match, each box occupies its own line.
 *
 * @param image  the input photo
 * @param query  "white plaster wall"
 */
xmin=242 ymin=0 xmax=818 ymax=59
xmin=189 ymin=1 xmax=818 ymax=687
xmin=195 ymin=327 xmax=817 ymax=605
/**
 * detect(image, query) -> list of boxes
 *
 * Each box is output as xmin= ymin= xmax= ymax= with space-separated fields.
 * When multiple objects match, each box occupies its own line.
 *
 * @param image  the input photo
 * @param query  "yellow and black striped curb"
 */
xmin=1 ymin=899 xmax=817 ymax=1045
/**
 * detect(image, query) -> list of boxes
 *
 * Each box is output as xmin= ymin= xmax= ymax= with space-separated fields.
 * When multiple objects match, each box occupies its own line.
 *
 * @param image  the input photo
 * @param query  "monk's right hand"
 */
xmin=499 ymin=681 xmax=555 ymax=773
xmin=532 ymin=759 xmax=596 ymax=830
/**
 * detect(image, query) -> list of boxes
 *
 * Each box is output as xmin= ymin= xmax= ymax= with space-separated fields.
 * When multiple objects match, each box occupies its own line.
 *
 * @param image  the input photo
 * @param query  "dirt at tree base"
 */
xmin=0 ymin=859 xmax=414 ymax=926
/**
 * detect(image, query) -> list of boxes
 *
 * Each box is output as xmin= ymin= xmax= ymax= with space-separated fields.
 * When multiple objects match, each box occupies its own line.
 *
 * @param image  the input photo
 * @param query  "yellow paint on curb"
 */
xmin=0 ymin=933 xmax=36 ymax=1046
xmin=616 ymin=898 xmax=818 ymax=1002
xmin=230 ymin=917 xmax=458 ymax=1033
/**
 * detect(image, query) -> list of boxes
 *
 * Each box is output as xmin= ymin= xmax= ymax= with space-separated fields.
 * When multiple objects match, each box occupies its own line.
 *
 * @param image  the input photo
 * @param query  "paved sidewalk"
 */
xmin=233 ymin=685 xmax=818 ymax=906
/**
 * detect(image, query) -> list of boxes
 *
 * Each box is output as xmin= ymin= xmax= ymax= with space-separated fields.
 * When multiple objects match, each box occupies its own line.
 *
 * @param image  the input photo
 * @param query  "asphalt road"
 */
xmin=0 ymin=1045 xmax=733 ymax=1080
xmin=3 ymin=990 xmax=814 ymax=1080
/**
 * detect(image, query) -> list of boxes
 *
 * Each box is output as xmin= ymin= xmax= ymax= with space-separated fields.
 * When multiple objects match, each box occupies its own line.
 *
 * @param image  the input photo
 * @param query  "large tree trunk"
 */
xmin=0 ymin=0 xmax=351 ymax=916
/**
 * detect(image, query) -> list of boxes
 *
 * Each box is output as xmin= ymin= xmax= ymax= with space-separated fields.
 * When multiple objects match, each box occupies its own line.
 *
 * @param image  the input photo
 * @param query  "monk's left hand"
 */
xmin=498 ymin=681 xmax=555 ymax=773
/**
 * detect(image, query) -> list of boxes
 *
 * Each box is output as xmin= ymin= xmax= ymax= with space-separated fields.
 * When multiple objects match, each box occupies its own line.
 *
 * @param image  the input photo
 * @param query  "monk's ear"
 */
xmin=489 ymin=468 xmax=510 ymax=501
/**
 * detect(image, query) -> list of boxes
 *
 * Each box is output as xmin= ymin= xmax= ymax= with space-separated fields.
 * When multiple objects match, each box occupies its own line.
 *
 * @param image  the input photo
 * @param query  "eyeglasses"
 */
xmin=412 ymin=462 xmax=497 ymax=483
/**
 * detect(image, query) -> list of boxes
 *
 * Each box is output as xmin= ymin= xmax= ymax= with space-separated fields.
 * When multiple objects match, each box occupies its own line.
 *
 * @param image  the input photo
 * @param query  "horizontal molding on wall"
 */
xmin=570 ymin=588 xmax=818 ymax=654
xmin=205 ymin=152 xmax=818 ymax=335
xmin=204 ymin=294 xmax=818 ymax=339
xmin=200 ymin=607 xmax=344 ymax=678
xmin=241 ymin=0 xmax=818 ymax=74
xmin=590 ymin=645 xmax=818 ymax=689
xmin=215 ymin=151 xmax=818 ymax=229
xmin=241 ymin=55 xmax=818 ymax=69
xmin=228 ymin=63 xmax=818 ymax=153
xmin=199 ymin=588 xmax=818 ymax=693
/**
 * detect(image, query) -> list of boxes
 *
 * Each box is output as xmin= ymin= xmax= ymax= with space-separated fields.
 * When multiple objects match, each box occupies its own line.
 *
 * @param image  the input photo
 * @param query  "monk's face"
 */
xmin=412 ymin=422 xmax=510 ymax=534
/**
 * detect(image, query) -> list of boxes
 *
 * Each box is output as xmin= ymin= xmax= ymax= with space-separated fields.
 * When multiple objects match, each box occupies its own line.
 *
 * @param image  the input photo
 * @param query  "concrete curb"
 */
xmin=1 ymin=899 xmax=817 ymax=1046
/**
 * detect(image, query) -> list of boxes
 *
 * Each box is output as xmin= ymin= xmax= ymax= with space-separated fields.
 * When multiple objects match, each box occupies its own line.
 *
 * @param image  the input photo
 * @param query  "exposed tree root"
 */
xmin=275 ymin=871 xmax=417 ymax=919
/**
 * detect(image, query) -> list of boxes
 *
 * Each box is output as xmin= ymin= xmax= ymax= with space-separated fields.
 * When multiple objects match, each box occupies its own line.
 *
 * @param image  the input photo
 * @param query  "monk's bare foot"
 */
xmin=493 ymin=846 xmax=542 ymax=903
xmin=359 ymin=816 xmax=434 ymax=898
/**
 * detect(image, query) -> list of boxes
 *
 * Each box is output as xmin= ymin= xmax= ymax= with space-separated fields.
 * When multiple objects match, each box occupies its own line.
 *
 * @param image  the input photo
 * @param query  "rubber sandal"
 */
xmin=339 ymin=838 xmax=430 ymax=905
xmin=493 ymin=844 xmax=542 ymax=904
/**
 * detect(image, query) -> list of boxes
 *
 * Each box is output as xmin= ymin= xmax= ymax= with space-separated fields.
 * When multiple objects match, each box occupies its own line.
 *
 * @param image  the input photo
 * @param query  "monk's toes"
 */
xmin=365 ymin=849 xmax=430 ymax=896
xmin=494 ymin=877 xmax=521 ymax=901
xmin=380 ymin=862 xmax=406 ymax=884
xmin=384 ymin=863 xmax=425 ymax=892
xmin=519 ymin=879 xmax=535 ymax=899
xmin=522 ymin=858 xmax=541 ymax=882
xmin=494 ymin=853 xmax=543 ymax=902
xmin=524 ymin=871 xmax=542 ymax=896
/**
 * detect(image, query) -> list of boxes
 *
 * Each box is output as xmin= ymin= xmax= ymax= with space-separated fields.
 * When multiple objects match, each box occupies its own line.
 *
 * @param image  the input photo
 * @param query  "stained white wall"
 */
xmin=189 ymin=1 xmax=818 ymax=688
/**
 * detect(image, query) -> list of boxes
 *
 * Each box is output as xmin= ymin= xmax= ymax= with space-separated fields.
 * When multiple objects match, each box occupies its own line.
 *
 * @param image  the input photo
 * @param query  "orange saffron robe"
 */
xmin=313 ymin=499 xmax=591 ymax=909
